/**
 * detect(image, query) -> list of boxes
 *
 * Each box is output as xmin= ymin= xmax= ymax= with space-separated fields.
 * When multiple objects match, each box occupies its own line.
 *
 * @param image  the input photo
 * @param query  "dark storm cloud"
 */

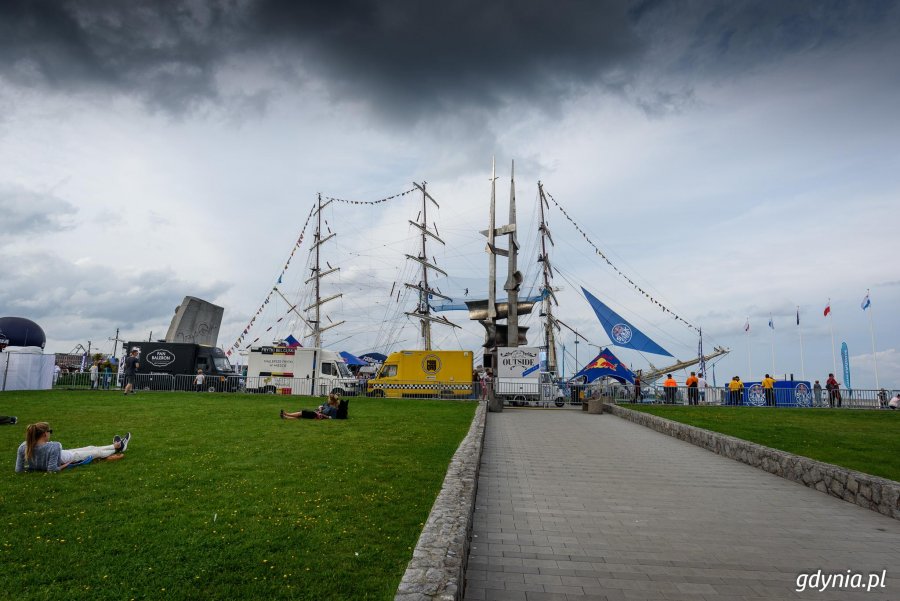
xmin=0 ymin=184 xmax=77 ymax=236
xmin=1 ymin=0 xmax=897 ymax=118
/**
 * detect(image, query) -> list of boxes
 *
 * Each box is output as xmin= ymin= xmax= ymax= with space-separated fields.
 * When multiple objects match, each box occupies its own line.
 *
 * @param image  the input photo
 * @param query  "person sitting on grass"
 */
xmin=15 ymin=422 xmax=131 ymax=472
xmin=281 ymin=393 xmax=341 ymax=420
xmin=889 ymin=394 xmax=900 ymax=410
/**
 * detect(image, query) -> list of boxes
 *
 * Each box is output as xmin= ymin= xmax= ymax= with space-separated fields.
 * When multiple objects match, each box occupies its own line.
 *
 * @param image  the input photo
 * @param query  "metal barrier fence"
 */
xmin=618 ymin=384 xmax=898 ymax=409
xmin=49 ymin=373 xmax=897 ymax=409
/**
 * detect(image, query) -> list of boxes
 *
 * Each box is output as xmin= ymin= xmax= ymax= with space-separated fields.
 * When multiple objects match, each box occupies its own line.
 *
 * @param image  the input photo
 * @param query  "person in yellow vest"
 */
xmin=663 ymin=374 xmax=677 ymax=404
xmin=762 ymin=374 xmax=776 ymax=407
xmin=685 ymin=371 xmax=699 ymax=405
xmin=728 ymin=376 xmax=744 ymax=406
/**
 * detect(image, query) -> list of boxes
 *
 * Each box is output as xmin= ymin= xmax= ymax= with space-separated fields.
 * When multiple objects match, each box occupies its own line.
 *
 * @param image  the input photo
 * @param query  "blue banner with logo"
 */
xmin=582 ymin=288 xmax=673 ymax=357
xmin=841 ymin=342 xmax=851 ymax=389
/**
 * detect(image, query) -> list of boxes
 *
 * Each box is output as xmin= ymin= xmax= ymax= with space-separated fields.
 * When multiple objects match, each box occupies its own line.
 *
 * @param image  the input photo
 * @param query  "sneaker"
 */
xmin=113 ymin=434 xmax=122 ymax=450
xmin=10 ymin=417 xmax=16 ymax=425
xmin=120 ymin=432 xmax=131 ymax=452
xmin=280 ymin=409 xmax=285 ymax=419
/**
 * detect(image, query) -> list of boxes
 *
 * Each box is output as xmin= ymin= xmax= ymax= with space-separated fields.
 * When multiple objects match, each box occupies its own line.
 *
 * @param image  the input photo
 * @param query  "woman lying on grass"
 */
xmin=15 ymin=422 xmax=131 ymax=472
xmin=281 ymin=393 xmax=340 ymax=420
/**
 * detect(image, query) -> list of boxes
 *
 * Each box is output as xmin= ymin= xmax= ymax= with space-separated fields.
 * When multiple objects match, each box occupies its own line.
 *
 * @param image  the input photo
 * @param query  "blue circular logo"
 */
xmin=747 ymin=383 xmax=766 ymax=406
xmin=611 ymin=324 xmax=633 ymax=344
xmin=794 ymin=383 xmax=812 ymax=407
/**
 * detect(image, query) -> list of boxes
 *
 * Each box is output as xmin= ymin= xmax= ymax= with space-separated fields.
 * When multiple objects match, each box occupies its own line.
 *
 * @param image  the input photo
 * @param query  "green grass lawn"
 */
xmin=0 ymin=391 xmax=477 ymax=601
xmin=624 ymin=404 xmax=900 ymax=482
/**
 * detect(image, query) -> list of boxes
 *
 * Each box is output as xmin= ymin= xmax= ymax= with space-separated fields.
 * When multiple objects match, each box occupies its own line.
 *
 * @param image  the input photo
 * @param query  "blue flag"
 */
xmin=861 ymin=292 xmax=871 ymax=310
xmin=841 ymin=342 xmax=851 ymax=389
xmin=582 ymin=288 xmax=673 ymax=357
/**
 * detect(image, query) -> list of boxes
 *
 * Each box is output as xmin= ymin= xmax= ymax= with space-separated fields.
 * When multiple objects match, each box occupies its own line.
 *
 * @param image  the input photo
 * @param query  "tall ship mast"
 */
xmin=304 ymin=193 xmax=344 ymax=348
xmin=537 ymin=182 xmax=560 ymax=376
xmin=404 ymin=182 xmax=458 ymax=350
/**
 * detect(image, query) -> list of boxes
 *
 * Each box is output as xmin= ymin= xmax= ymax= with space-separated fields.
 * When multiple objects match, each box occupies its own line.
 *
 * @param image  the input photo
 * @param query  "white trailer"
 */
xmin=246 ymin=346 xmax=358 ymax=396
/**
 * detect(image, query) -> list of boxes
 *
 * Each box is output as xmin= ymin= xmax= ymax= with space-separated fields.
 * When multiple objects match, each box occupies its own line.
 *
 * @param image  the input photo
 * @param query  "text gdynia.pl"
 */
xmin=796 ymin=569 xmax=887 ymax=593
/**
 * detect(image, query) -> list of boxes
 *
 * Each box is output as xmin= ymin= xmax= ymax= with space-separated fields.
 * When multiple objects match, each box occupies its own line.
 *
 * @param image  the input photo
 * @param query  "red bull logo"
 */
xmin=586 ymin=356 xmax=618 ymax=371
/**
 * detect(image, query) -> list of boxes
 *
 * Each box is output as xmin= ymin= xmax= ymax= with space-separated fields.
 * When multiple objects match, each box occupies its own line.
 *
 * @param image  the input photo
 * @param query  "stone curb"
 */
xmin=603 ymin=403 xmax=900 ymax=521
xmin=395 ymin=401 xmax=487 ymax=601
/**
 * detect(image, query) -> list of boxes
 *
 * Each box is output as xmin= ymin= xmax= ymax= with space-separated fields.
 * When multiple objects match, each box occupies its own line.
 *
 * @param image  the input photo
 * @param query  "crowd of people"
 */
xmin=633 ymin=371 xmax=897 ymax=409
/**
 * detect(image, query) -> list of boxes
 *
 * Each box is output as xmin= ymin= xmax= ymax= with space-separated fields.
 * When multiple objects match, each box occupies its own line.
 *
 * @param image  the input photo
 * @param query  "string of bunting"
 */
xmin=323 ymin=187 xmax=416 ymax=205
xmin=225 ymin=203 xmax=317 ymax=356
xmin=545 ymin=190 xmax=700 ymax=333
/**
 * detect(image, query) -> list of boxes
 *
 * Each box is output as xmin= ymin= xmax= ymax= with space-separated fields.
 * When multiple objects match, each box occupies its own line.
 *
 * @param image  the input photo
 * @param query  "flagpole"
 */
xmin=746 ymin=317 xmax=751 ymax=380
xmin=797 ymin=306 xmax=806 ymax=381
xmin=866 ymin=289 xmax=879 ymax=390
xmin=828 ymin=300 xmax=837 ymax=377
xmin=770 ymin=313 xmax=775 ymax=375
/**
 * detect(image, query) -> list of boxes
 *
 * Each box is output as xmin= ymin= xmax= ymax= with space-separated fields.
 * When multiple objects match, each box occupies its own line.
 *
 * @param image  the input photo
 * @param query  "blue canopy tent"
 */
xmin=359 ymin=352 xmax=387 ymax=364
xmin=573 ymin=348 xmax=636 ymax=384
xmin=339 ymin=351 xmax=367 ymax=366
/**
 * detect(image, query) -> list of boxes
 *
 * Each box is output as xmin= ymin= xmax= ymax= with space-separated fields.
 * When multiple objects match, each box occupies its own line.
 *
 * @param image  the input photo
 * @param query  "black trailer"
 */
xmin=126 ymin=342 xmax=239 ymax=391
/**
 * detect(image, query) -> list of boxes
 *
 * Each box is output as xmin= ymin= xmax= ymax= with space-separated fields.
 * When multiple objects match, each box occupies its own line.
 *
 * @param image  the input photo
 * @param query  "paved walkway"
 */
xmin=464 ymin=409 xmax=900 ymax=601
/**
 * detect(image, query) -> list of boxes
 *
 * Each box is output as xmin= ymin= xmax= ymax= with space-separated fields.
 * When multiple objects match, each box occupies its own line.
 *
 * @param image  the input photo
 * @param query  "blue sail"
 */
xmin=582 ymin=288 xmax=673 ymax=357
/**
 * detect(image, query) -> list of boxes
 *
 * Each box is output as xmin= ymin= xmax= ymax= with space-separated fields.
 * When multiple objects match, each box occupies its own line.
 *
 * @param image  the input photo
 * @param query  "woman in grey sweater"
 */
xmin=15 ymin=422 xmax=130 ymax=472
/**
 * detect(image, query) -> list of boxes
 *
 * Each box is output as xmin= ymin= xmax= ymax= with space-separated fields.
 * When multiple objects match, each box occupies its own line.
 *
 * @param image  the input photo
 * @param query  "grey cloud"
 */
xmin=1 ymin=0 xmax=896 ymax=121
xmin=0 ymin=250 xmax=230 ymax=331
xmin=0 ymin=184 xmax=77 ymax=236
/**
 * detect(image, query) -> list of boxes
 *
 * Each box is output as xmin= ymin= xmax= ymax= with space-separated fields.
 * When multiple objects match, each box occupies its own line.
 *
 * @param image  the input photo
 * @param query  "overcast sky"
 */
xmin=2 ymin=0 xmax=898 ymax=388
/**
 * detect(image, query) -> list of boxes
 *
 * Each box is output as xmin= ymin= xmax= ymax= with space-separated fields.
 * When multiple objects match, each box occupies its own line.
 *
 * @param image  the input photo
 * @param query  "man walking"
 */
xmin=123 ymin=349 xmax=139 ymax=395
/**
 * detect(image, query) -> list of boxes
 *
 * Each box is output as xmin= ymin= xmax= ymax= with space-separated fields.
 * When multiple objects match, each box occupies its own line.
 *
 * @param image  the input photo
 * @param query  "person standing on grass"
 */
xmin=729 ymin=376 xmax=744 ymax=406
xmin=633 ymin=374 xmax=643 ymax=403
xmin=194 ymin=369 xmax=205 ymax=392
xmin=123 ymin=349 xmax=139 ymax=395
xmin=102 ymin=361 xmax=112 ymax=389
xmin=877 ymin=388 xmax=888 ymax=408
xmin=813 ymin=380 xmax=823 ymax=407
xmin=826 ymin=373 xmax=841 ymax=408
xmin=15 ymin=422 xmax=131 ymax=472
xmin=89 ymin=361 xmax=99 ymax=389
xmin=762 ymin=374 xmax=776 ymax=407
xmin=697 ymin=373 xmax=707 ymax=404
xmin=663 ymin=374 xmax=677 ymax=404
xmin=685 ymin=372 xmax=699 ymax=405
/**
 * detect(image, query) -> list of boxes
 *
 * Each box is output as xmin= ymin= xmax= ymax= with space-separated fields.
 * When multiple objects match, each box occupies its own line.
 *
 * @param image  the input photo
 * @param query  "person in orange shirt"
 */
xmin=685 ymin=371 xmax=699 ymax=405
xmin=762 ymin=374 xmax=776 ymax=407
xmin=663 ymin=374 xmax=677 ymax=404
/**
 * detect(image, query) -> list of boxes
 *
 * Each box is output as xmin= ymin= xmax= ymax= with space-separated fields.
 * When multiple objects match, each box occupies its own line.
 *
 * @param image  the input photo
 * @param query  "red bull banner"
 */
xmin=574 ymin=348 xmax=635 ymax=384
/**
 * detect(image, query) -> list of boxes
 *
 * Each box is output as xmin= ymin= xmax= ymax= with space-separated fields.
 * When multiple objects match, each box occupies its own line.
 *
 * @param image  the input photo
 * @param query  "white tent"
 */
xmin=0 ymin=348 xmax=55 ymax=391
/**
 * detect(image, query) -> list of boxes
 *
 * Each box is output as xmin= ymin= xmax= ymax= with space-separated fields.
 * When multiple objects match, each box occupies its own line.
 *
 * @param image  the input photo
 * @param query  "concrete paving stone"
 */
xmin=559 ymin=575 xmax=603 ymax=587
xmin=504 ymin=581 xmax=547 ymax=593
xmin=520 ymin=592 xmax=570 ymax=601
xmin=536 ymin=567 xmax=578 ymax=576
xmin=502 ymin=565 xmax=542 ymax=575
xmin=464 ymin=584 xmax=486 ymax=599
xmin=480 ymin=588 xmax=527 ymax=601
xmin=523 ymin=573 xmax=564 ymax=586
xmin=541 ymin=584 xmax=586 ymax=595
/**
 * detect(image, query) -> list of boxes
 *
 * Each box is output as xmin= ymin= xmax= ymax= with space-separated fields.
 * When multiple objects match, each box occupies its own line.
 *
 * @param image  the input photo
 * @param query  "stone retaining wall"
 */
xmin=604 ymin=403 xmax=900 ymax=521
xmin=395 ymin=401 xmax=487 ymax=601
